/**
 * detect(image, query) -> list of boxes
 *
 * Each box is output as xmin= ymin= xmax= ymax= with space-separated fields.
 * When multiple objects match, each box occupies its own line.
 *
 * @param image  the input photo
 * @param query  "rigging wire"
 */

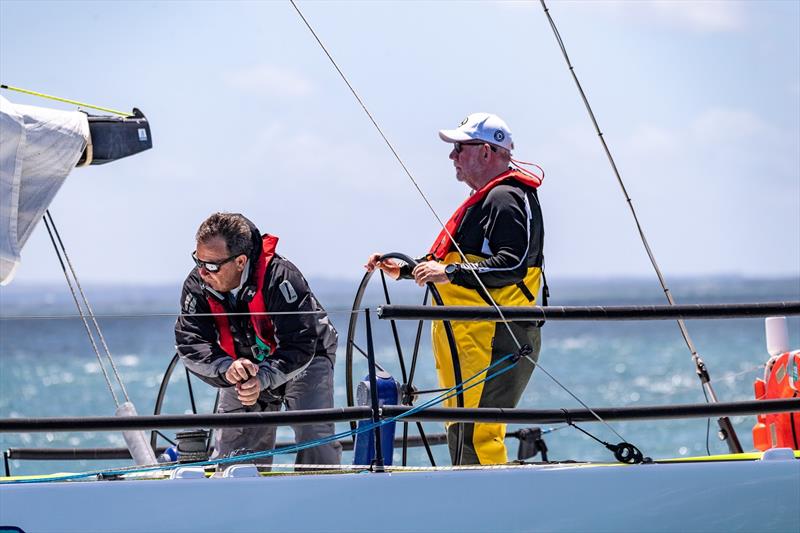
xmin=0 ymin=309 xmax=357 ymax=320
xmin=45 ymin=211 xmax=131 ymax=404
xmin=42 ymin=213 xmax=120 ymax=407
xmin=537 ymin=0 xmax=741 ymax=452
xmin=289 ymin=0 xmax=632 ymax=445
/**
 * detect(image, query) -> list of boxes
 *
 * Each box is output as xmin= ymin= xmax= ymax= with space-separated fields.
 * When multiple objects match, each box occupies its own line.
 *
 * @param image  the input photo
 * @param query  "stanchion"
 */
xmin=365 ymin=308 xmax=385 ymax=472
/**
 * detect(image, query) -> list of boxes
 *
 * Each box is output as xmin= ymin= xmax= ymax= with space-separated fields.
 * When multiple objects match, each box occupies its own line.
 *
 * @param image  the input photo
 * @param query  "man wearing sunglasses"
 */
xmin=366 ymin=112 xmax=546 ymax=466
xmin=176 ymin=212 xmax=341 ymax=466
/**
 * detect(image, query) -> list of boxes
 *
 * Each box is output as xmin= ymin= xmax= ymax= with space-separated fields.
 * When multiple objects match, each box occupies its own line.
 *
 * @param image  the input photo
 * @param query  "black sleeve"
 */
xmin=174 ymin=272 xmax=235 ymax=388
xmin=259 ymin=258 xmax=321 ymax=388
xmin=451 ymin=185 xmax=530 ymax=289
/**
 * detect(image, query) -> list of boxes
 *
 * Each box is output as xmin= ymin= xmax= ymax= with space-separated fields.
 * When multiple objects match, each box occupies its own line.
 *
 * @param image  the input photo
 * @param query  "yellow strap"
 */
xmin=1 ymin=84 xmax=131 ymax=117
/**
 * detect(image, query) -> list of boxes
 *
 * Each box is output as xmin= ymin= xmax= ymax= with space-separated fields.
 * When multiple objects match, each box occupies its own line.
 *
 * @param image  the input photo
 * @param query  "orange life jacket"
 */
xmin=752 ymin=350 xmax=800 ymax=451
xmin=206 ymin=234 xmax=279 ymax=360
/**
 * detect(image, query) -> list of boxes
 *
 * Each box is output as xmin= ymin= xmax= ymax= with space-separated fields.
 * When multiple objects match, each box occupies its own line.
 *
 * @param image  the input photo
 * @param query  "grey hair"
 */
xmin=195 ymin=212 xmax=254 ymax=256
xmin=495 ymin=146 xmax=512 ymax=163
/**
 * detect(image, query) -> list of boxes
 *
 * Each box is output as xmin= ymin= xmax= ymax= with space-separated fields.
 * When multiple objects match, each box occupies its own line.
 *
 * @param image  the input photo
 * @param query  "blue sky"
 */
xmin=1 ymin=0 xmax=798 ymax=284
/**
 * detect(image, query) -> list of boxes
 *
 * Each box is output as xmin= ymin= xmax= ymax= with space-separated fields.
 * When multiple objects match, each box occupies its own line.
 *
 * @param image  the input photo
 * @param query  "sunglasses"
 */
xmin=192 ymin=250 xmax=241 ymax=273
xmin=453 ymin=142 xmax=498 ymax=154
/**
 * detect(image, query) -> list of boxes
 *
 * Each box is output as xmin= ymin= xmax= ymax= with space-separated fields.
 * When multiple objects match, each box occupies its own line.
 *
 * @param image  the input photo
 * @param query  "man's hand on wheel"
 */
xmin=412 ymin=260 xmax=449 ymax=286
xmin=365 ymin=252 xmax=401 ymax=280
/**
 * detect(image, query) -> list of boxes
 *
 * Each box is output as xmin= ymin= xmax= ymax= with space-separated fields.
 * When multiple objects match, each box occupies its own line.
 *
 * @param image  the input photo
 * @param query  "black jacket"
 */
xmin=449 ymin=181 xmax=544 ymax=289
xmin=175 ymin=232 xmax=337 ymax=393
xmin=400 ymin=179 xmax=544 ymax=289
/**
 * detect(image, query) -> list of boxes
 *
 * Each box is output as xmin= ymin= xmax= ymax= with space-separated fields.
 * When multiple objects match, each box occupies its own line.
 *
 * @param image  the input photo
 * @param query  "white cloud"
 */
xmin=603 ymin=107 xmax=781 ymax=181
xmin=584 ymin=0 xmax=747 ymax=33
xmin=224 ymin=65 xmax=313 ymax=98
xmin=689 ymin=108 xmax=769 ymax=145
xmin=649 ymin=1 xmax=745 ymax=32
xmin=626 ymin=124 xmax=682 ymax=159
xmin=229 ymin=121 xmax=404 ymax=192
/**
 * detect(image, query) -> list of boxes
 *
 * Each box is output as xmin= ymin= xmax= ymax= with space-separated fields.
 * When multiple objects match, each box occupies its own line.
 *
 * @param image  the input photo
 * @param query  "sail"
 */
xmin=0 ymin=96 xmax=89 ymax=285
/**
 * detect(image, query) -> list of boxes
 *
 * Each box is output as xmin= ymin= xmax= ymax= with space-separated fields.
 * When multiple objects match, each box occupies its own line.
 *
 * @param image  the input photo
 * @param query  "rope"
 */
xmin=561 ymin=410 xmax=645 ymax=464
xmin=288 ymin=0 xmax=632 ymax=447
xmin=1 ymin=84 xmax=131 ymax=117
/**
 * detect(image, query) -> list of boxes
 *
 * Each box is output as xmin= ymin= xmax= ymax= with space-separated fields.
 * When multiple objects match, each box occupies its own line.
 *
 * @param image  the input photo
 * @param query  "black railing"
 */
xmin=1 ymin=399 xmax=797 ymax=433
xmin=377 ymin=302 xmax=800 ymax=322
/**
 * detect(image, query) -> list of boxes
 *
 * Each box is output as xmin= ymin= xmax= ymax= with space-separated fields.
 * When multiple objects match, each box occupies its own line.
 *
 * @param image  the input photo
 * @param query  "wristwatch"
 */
xmin=444 ymin=263 xmax=461 ymax=282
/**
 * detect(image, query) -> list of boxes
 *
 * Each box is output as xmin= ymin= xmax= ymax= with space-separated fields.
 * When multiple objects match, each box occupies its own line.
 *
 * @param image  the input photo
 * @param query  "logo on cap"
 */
xmin=494 ymin=130 xmax=505 ymax=142
xmin=460 ymin=117 xmax=469 ymax=126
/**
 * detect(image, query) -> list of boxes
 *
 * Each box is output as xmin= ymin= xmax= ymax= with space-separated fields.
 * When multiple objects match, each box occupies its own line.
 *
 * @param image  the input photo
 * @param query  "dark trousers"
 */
xmin=212 ymin=354 xmax=342 ymax=465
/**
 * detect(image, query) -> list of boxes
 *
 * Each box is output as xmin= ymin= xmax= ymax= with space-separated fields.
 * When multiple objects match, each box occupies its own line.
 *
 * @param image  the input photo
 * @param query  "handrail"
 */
xmin=0 ymin=407 xmax=372 ymax=433
xmin=1 ymin=399 xmax=796 ymax=433
xmin=382 ymin=398 xmax=800 ymax=424
xmin=377 ymin=302 xmax=800 ymax=322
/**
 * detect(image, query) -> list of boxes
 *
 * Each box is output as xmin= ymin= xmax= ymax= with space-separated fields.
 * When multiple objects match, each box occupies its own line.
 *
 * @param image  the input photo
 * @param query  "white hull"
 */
xmin=2 ymin=458 xmax=798 ymax=532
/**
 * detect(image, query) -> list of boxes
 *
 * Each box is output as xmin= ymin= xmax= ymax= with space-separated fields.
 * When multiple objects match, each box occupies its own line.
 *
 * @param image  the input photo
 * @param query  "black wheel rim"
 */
xmin=150 ymin=352 xmax=219 ymax=454
xmin=344 ymin=252 xmax=464 ymax=465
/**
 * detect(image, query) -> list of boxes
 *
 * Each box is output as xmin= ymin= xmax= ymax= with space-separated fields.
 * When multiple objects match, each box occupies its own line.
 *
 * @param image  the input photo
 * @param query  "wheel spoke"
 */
xmin=185 ymin=367 xmax=198 ymax=415
xmin=416 ymin=422 xmax=436 ymax=466
xmin=411 ymin=387 xmax=449 ymax=395
xmin=347 ymin=339 xmax=387 ymax=373
xmin=380 ymin=270 xmax=408 ymax=383
xmin=153 ymin=430 xmax=176 ymax=446
xmin=406 ymin=288 xmax=429 ymax=393
xmin=401 ymin=422 xmax=409 ymax=466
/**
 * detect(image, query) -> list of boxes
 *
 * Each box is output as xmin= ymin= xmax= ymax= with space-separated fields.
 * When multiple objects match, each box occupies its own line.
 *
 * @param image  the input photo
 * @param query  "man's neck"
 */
xmin=470 ymin=165 xmax=511 ymax=191
xmin=230 ymin=258 xmax=251 ymax=297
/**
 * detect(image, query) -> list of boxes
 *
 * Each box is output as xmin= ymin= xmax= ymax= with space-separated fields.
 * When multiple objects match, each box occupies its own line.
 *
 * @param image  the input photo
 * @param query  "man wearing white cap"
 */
xmin=366 ymin=112 xmax=546 ymax=465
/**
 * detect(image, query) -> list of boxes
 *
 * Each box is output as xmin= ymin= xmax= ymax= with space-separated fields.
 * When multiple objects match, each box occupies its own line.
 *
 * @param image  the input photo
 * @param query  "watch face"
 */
xmin=445 ymin=264 xmax=456 ymax=274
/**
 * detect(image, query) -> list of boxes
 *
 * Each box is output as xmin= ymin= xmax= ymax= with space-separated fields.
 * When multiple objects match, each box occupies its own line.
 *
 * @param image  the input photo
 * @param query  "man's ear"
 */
xmin=236 ymin=254 xmax=248 ymax=270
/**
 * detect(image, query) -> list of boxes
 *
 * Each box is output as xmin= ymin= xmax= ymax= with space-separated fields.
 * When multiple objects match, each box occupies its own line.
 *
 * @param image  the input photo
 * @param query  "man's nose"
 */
xmin=449 ymin=148 xmax=458 ymax=161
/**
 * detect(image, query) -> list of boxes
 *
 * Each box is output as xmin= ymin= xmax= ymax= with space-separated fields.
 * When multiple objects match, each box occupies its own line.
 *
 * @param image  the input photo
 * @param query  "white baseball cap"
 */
xmin=439 ymin=112 xmax=513 ymax=151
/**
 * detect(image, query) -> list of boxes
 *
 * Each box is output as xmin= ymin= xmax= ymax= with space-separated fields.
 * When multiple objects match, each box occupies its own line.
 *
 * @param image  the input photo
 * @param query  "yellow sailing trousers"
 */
xmin=432 ymin=252 xmax=542 ymax=465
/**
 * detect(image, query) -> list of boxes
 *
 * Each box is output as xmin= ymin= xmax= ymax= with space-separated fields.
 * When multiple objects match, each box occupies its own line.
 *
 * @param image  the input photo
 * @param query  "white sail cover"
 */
xmin=0 ymin=96 xmax=89 ymax=285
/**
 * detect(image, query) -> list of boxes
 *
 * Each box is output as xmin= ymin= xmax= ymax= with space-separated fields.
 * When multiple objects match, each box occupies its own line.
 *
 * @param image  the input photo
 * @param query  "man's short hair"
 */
xmin=195 ymin=213 xmax=254 ymax=257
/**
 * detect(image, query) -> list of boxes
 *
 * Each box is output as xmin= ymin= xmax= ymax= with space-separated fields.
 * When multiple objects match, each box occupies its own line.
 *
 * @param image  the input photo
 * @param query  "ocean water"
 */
xmin=1 ymin=276 xmax=798 ymax=475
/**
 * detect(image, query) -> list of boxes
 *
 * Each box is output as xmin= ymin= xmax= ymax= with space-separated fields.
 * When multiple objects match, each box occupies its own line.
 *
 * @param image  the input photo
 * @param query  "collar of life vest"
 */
xmin=429 ymin=168 xmax=542 ymax=260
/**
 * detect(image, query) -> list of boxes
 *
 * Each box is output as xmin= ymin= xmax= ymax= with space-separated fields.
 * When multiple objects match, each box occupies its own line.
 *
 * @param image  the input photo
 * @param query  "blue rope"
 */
xmin=1 ymin=353 xmax=519 ymax=485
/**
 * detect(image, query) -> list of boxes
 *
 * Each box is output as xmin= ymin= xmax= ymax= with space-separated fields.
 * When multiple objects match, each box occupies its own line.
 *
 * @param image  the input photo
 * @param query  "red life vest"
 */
xmin=429 ymin=168 xmax=542 ymax=260
xmin=206 ymin=234 xmax=279 ymax=360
